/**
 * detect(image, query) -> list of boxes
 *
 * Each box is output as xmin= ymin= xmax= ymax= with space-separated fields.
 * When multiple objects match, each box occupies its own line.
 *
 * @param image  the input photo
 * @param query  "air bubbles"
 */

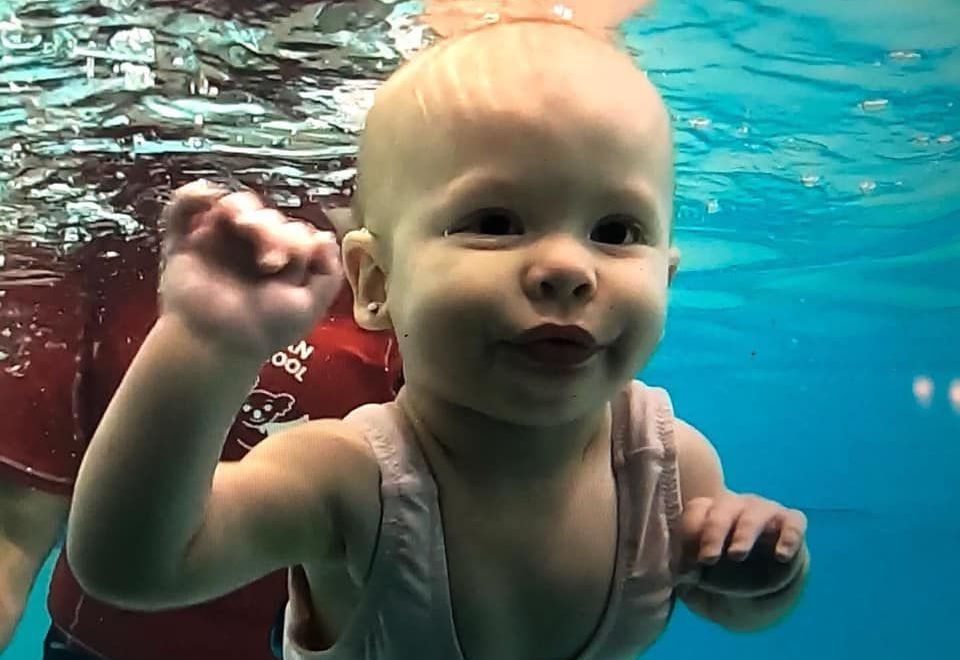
xmin=100 ymin=0 xmax=140 ymax=10
xmin=913 ymin=376 xmax=960 ymax=414
xmin=0 ymin=19 xmax=43 ymax=51
xmin=120 ymin=62 xmax=154 ymax=91
xmin=109 ymin=28 xmax=155 ymax=63
xmin=858 ymin=180 xmax=876 ymax=194
xmin=860 ymin=98 xmax=889 ymax=112
xmin=913 ymin=375 xmax=934 ymax=407
xmin=888 ymin=50 xmax=921 ymax=61
xmin=800 ymin=174 xmax=820 ymax=188
xmin=271 ymin=190 xmax=302 ymax=209
xmin=191 ymin=75 xmax=217 ymax=97
xmin=3 ymin=360 xmax=29 ymax=377
xmin=912 ymin=134 xmax=954 ymax=146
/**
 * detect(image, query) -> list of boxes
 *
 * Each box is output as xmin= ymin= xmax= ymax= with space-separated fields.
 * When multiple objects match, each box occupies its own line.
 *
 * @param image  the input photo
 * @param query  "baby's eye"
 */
xmin=446 ymin=208 xmax=523 ymax=236
xmin=590 ymin=215 xmax=648 ymax=246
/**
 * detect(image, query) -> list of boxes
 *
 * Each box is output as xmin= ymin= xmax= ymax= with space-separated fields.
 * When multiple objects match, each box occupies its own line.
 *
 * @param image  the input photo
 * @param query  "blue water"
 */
xmin=2 ymin=0 xmax=958 ymax=658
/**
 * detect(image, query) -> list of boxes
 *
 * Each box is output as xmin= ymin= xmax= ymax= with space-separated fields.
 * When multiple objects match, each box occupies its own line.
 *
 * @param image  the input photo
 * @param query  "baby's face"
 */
xmin=358 ymin=24 xmax=677 ymax=424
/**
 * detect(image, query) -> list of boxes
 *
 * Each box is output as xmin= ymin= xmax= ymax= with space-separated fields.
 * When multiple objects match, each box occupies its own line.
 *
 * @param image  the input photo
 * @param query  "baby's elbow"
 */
xmin=680 ymin=586 xmax=799 ymax=634
xmin=71 ymin=568 xmax=177 ymax=613
xmin=710 ymin=608 xmax=784 ymax=634
xmin=65 ymin=532 xmax=168 ymax=612
xmin=65 ymin=528 xmax=108 ymax=599
xmin=67 ymin=554 xmax=129 ymax=609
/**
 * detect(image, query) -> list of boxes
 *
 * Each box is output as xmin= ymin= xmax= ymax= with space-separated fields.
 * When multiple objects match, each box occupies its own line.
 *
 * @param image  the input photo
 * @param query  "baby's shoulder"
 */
xmin=296 ymin=415 xmax=380 ymax=471
xmin=267 ymin=416 xmax=384 ymax=583
xmin=294 ymin=414 xmax=384 ymax=534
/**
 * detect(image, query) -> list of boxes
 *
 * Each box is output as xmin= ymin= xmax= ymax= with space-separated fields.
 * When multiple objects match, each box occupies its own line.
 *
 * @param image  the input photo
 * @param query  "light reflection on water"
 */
xmin=0 ymin=0 xmax=426 ymax=384
xmin=0 ymin=0 xmax=421 ymax=254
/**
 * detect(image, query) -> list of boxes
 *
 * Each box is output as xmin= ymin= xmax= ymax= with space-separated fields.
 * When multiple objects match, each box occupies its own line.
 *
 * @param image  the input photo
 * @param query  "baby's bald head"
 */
xmin=353 ymin=19 xmax=673 ymax=240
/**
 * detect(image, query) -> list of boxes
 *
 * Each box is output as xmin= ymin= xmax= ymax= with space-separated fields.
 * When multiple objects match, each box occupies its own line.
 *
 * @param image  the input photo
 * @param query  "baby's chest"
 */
xmin=441 ymin=480 xmax=619 ymax=660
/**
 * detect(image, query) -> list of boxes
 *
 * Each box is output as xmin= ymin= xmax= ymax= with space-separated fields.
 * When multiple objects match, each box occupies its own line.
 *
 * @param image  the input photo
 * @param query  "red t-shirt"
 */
xmin=0 ymin=232 xmax=401 ymax=660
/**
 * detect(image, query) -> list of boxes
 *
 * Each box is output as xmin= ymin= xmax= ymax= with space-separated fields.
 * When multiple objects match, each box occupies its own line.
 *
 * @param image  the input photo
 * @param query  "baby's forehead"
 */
xmin=356 ymin=22 xmax=673 ymax=226
xmin=374 ymin=23 xmax=668 ymax=151
xmin=392 ymin=24 xmax=654 ymax=109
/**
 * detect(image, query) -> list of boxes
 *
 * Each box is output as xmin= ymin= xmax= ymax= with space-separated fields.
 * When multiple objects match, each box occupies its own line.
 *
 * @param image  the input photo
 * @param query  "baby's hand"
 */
xmin=159 ymin=180 xmax=342 ymax=358
xmin=681 ymin=494 xmax=808 ymax=597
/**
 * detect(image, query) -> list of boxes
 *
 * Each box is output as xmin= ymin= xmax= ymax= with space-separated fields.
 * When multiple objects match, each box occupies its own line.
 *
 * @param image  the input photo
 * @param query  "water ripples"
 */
xmin=0 ymin=0 xmax=957 ymax=320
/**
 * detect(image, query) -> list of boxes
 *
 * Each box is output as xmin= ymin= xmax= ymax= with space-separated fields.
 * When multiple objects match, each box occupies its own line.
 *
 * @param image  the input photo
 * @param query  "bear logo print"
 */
xmin=238 ymin=389 xmax=295 ymax=432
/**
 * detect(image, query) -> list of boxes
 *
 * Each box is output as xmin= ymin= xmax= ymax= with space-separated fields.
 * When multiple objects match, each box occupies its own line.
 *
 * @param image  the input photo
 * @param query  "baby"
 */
xmin=67 ymin=2 xmax=810 ymax=659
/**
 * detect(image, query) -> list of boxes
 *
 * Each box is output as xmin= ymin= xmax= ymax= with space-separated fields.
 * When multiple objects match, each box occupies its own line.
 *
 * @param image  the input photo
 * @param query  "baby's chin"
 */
xmin=473 ymin=369 xmax=628 ymax=427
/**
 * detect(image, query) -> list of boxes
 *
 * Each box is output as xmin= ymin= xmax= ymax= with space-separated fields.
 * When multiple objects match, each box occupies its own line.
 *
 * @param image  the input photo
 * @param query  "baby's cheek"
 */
xmin=621 ymin=289 xmax=666 ymax=355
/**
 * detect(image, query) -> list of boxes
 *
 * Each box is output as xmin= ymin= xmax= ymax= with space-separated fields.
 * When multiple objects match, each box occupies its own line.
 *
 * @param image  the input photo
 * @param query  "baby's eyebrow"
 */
xmin=601 ymin=181 xmax=661 ymax=220
xmin=442 ymin=170 xmax=520 ymax=201
xmin=445 ymin=170 xmax=659 ymax=203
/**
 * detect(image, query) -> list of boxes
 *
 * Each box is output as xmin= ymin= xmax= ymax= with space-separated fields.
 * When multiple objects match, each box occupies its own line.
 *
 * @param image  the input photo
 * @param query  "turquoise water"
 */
xmin=2 ymin=0 xmax=958 ymax=658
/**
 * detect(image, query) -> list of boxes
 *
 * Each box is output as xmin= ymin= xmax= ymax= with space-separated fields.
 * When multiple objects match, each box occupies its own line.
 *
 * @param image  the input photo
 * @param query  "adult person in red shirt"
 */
xmin=0 ymin=179 xmax=401 ymax=660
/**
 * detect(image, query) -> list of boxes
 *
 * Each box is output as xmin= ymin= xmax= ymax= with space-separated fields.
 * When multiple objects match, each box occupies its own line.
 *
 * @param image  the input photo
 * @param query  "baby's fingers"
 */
xmin=724 ymin=497 xmax=782 ymax=561
xmin=219 ymin=207 xmax=282 ymax=272
xmin=226 ymin=208 xmax=311 ymax=276
xmin=308 ymin=230 xmax=340 ymax=275
xmin=774 ymin=509 xmax=808 ymax=562
xmin=261 ymin=219 xmax=316 ymax=277
xmin=684 ymin=496 xmax=741 ymax=565
xmin=162 ymin=180 xmax=230 ymax=245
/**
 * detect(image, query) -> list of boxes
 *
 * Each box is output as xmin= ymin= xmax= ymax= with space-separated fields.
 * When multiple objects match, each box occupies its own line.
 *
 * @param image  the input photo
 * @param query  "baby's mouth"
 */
xmin=519 ymin=339 xmax=600 ymax=366
xmin=509 ymin=324 xmax=601 ymax=368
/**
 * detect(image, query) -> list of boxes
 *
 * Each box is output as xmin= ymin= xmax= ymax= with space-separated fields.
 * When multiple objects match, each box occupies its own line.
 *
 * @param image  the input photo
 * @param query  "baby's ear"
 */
xmin=325 ymin=207 xmax=358 ymax=238
xmin=341 ymin=228 xmax=392 ymax=331
xmin=668 ymin=246 xmax=681 ymax=286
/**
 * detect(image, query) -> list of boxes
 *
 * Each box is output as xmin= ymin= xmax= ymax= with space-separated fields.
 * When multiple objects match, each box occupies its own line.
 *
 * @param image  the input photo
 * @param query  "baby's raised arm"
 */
xmin=67 ymin=182 xmax=363 ymax=610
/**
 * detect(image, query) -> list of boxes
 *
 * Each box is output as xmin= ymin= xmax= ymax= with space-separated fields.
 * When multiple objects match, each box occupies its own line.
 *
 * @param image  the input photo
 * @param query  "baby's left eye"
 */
xmin=445 ymin=207 xmax=523 ymax=237
xmin=590 ymin=215 xmax=648 ymax=246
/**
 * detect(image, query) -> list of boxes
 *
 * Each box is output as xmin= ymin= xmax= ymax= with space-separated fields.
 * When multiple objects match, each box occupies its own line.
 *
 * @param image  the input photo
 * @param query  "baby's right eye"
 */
xmin=445 ymin=208 xmax=523 ymax=236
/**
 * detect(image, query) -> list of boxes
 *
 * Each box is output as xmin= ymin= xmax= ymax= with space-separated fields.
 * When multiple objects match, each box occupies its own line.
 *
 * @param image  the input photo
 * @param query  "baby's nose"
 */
xmin=522 ymin=237 xmax=597 ymax=305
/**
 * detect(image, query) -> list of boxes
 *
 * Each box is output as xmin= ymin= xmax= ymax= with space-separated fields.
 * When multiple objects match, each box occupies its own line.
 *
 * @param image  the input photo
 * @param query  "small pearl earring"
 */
xmin=367 ymin=302 xmax=381 ymax=314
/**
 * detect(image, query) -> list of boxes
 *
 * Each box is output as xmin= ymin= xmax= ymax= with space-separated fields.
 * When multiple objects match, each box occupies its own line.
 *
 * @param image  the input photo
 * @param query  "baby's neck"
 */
xmin=397 ymin=385 xmax=611 ymax=496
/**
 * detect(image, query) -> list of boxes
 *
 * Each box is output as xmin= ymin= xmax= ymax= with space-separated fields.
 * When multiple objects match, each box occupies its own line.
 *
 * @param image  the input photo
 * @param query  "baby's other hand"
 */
xmin=159 ymin=180 xmax=342 ymax=359
xmin=681 ymin=493 xmax=808 ymax=597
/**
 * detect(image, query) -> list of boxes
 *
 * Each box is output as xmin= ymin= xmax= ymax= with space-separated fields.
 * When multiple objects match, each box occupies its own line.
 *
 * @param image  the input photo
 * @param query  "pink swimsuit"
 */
xmin=284 ymin=380 xmax=689 ymax=660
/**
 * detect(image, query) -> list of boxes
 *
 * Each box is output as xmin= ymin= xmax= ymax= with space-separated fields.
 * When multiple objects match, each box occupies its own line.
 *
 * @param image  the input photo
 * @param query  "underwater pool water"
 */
xmin=1 ymin=0 xmax=957 ymax=658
